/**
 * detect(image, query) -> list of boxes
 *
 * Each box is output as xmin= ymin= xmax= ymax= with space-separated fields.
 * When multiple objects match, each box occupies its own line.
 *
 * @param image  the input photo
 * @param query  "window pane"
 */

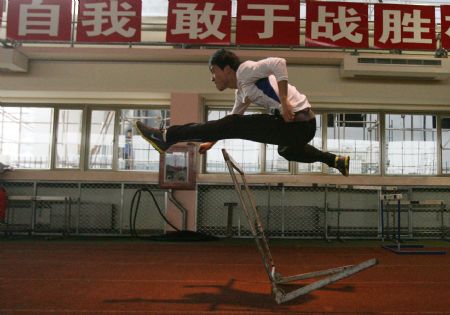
xmin=205 ymin=109 xmax=261 ymax=173
xmin=441 ymin=118 xmax=450 ymax=174
xmin=56 ymin=109 xmax=83 ymax=169
xmin=0 ymin=107 xmax=53 ymax=169
xmin=385 ymin=114 xmax=436 ymax=175
xmin=298 ymin=114 xmax=322 ymax=173
xmin=327 ymin=113 xmax=380 ymax=175
xmin=265 ymin=144 xmax=289 ymax=172
xmin=89 ymin=110 xmax=115 ymax=169
xmin=118 ymin=108 xmax=170 ymax=171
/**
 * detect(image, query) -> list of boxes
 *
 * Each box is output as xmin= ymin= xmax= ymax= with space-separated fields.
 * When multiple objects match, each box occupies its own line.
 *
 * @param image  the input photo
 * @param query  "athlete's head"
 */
xmin=208 ymin=49 xmax=241 ymax=71
xmin=208 ymin=49 xmax=240 ymax=91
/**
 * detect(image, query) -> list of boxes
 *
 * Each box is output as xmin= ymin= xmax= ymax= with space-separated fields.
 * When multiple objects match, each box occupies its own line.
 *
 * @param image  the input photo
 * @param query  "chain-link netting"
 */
xmin=0 ymin=181 xmax=167 ymax=236
xmin=198 ymin=185 xmax=394 ymax=239
xmin=34 ymin=183 xmax=79 ymax=234
xmin=77 ymin=183 xmax=122 ymax=235
xmin=410 ymin=188 xmax=449 ymax=239
xmin=327 ymin=187 xmax=379 ymax=239
xmin=197 ymin=185 xmax=238 ymax=236
xmin=122 ymin=184 xmax=166 ymax=236
xmin=1 ymin=181 xmax=448 ymax=239
xmin=197 ymin=184 xmax=328 ymax=238
xmin=283 ymin=186 xmax=326 ymax=238
xmin=1 ymin=182 xmax=35 ymax=234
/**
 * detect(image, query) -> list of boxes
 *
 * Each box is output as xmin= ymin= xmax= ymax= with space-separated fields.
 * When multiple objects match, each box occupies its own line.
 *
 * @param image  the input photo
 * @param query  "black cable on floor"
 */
xmin=129 ymin=187 xmax=219 ymax=241
xmin=130 ymin=187 xmax=179 ymax=238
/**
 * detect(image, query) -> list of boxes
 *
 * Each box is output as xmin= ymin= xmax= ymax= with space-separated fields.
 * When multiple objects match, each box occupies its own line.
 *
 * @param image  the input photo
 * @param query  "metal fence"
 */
xmin=1 ymin=181 xmax=166 ymax=236
xmin=197 ymin=184 xmax=449 ymax=240
xmin=1 ymin=181 xmax=449 ymax=239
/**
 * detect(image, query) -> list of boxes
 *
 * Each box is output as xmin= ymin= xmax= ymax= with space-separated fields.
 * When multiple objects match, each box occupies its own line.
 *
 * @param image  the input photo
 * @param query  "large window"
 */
xmin=0 ymin=105 xmax=170 ymax=172
xmin=385 ymin=114 xmax=437 ymax=175
xmin=327 ymin=113 xmax=380 ymax=175
xmin=118 ymin=108 xmax=170 ymax=171
xmin=56 ymin=109 xmax=83 ymax=169
xmin=0 ymin=107 xmax=53 ymax=169
xmin=1 ymin=104 xmax=449 ymax=177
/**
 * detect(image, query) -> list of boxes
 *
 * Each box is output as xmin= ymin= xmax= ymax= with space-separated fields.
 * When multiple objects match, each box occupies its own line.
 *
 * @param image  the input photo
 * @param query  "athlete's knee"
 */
xmin=278 ymin=146 xmax=295 ymax=160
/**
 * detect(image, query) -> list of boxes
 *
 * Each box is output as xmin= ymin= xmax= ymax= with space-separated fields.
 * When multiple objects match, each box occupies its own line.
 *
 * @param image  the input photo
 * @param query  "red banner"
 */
xmin=7 ymin=0 xmax=72 ymax=41
xmin=166 ymin=0 xmax=231 ymax=45
xmin=0 ymin=0 xmax=4 ymax=27
xmin=77 ymin=0 xmax=141 ymax=42
xmin=1 ymin=1 xmax=447 ymax=50
xmin=441 ymin=6 xmax=450 ymax=50
xmin=236 ymin=0 xmax=299 ymax=46
xmin=306 ymin=1 xmax=368 ymax=48
xmin=374 ymin=4 xmax=435 ymax=50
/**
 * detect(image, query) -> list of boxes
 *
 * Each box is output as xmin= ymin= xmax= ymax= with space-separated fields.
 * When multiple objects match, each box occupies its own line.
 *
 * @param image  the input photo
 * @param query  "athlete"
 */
xmin=136 ymin=49 xmax=350 ymax=176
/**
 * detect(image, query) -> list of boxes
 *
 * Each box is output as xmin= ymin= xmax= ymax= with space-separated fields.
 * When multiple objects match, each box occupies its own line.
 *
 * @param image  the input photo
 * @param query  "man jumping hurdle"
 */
xmin=136 ymin=49 xmax=350 ymax=176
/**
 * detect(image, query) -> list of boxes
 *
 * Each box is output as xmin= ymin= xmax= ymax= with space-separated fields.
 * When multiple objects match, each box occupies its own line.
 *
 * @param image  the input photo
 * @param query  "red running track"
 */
xmin=0 ymin=240 xmax=449 ymax=314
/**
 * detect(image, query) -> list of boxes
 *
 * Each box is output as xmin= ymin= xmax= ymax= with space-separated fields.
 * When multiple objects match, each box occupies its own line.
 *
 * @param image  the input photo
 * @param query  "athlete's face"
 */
xmin=210 ymin=64 xmax=229 ymax=91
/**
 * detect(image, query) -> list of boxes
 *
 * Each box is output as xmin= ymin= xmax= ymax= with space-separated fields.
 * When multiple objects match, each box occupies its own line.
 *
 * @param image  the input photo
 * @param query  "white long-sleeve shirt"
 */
xmin=230 ymin=57 xmax=311 ymax=115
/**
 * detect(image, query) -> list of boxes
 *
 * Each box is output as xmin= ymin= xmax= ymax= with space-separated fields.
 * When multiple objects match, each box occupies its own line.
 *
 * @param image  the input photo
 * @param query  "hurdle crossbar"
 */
xmin=222 ymin=149 xmax=378 ymax=304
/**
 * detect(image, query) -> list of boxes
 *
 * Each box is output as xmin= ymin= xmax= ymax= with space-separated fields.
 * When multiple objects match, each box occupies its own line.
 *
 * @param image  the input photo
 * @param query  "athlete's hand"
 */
xmin=281 ymin=99 xmax=294 ymax=122
xmin=282 ymin=109 xmax=295 ymax=122
xmin=198 ymin=141 xmax=216 ymax=154
xmin=278 ymin=81 xmax=294 ymax=122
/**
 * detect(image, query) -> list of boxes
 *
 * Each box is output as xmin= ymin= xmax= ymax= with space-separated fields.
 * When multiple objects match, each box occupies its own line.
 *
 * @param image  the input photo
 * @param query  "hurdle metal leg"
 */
xmin=222 ymin=149 xmax=378 ymax=304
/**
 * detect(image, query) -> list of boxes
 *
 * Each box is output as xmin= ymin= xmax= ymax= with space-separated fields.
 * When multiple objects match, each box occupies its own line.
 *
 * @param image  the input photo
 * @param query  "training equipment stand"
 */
xmin=222 ymin=149 xmax=378 ymax=304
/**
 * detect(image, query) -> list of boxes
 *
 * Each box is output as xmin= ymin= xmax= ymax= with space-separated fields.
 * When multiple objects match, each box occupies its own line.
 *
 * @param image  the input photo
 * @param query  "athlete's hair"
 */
xmin=208 ymin=49 xmax=241 ymax=71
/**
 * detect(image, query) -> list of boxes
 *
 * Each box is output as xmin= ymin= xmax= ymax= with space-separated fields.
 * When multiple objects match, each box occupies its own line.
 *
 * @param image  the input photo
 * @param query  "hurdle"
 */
xmin=222 ymin=149 xmax=378 ymax=304
xmin=380 ymin=193 xmax=447 ymax=255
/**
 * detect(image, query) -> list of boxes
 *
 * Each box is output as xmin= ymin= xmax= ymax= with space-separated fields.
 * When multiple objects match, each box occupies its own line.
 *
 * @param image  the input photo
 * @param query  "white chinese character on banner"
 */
xmin=379 ymin=9 xmax=431 ymax=44
xmin=18 ymin=0 xmax=60 ymax=36
xmin=311 ymin=6 xmax=362 ymax=43
xmin=171 ymin=2 xmax=227 ymax=40
xmin=241 ymin=4 xmax=295 ymax=39
xmin=82 ymin=0 xmax=136 ymax=37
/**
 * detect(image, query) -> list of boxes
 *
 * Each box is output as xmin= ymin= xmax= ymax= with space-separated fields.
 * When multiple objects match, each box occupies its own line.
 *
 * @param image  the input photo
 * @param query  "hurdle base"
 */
xmin=222 ymin=149 xmax=378 ymax=305
xmin=382 ymin=244 xmax=446 ymax=255
xmin=271 ymin=258 xmax=378 ymax=304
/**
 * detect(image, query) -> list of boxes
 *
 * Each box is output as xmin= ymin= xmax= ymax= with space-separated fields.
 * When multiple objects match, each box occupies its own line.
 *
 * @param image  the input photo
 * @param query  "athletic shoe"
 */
xmin=135 ymin=121 xmax=170 ymax=153
xmin=335 ymin=155 xmax=350 ymax=177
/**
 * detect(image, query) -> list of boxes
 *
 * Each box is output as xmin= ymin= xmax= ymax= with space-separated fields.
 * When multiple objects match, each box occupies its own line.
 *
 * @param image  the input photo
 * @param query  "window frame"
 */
xmin=325 ymin=111 xmax=381 ymax=175
xmin=53 ymin=106 xmax=87 ymax=170
xmin=2 ymin=104 xmax=450 ymax=176
xmin=0 ymin=104 xmax=56 ymax=170
xmin=384 ymin=112 xmax=438 ymax=176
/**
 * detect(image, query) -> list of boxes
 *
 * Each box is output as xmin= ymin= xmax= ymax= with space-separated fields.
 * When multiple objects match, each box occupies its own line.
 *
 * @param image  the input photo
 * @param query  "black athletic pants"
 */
xmin=166 ymin=113 xmax=336 ymax=166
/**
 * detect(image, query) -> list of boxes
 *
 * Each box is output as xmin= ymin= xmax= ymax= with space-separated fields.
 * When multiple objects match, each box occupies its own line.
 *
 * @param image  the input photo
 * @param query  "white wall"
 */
xmin=1 ymin=49 xmax=449 ymax=111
